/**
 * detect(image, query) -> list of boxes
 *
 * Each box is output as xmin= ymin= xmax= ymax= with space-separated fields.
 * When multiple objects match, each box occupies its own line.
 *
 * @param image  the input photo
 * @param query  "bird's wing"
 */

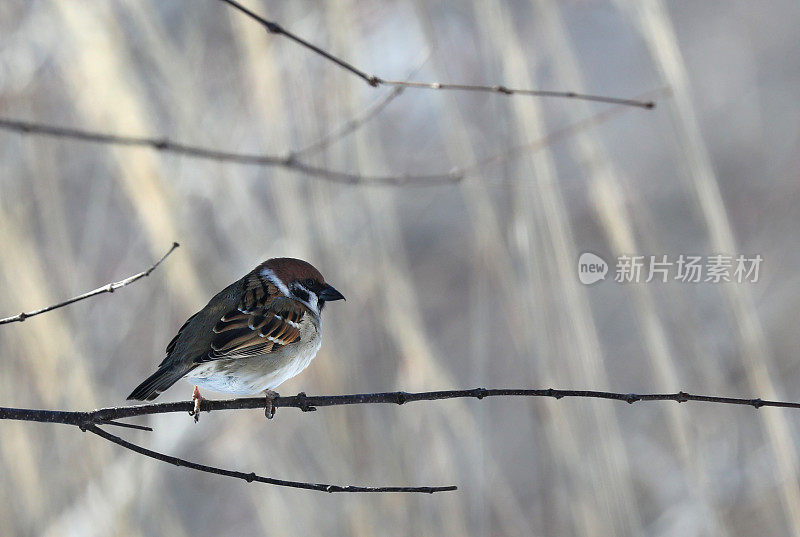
xmin=165 ymin=312 xmax=199 ymax=355
xmin=156 ymin=311 xmax=200 ymax=367
xmin=199 ymin=273 xmax=307 ymax=362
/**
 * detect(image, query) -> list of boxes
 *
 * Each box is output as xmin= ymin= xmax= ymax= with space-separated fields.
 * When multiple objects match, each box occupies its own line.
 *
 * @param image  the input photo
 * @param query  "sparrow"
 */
xmin=127 ymin=257 xmax=345 ymax=419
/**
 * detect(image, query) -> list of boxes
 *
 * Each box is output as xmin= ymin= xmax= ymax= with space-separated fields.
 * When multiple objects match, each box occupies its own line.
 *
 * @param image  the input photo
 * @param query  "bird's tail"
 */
xmin=127 ymin=366 xmax=186 ymax=401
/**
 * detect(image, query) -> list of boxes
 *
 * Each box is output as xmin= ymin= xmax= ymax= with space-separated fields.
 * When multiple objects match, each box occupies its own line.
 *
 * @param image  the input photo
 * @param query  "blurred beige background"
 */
xmin=2 ymin=1 xmax=800 ymax=535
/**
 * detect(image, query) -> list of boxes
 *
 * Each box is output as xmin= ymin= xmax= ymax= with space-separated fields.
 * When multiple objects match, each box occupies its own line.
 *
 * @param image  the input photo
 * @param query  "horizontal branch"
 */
xmin=0 ymin=243 xmax=179 ymax=325
xmin=0 ymin=118 xmax=459 ymax=185
xmin=1 ymin=385 xmax=795 ymax=493
xmin=0 ymin=90 xmax=656 ymax=186
xmin=2 ymin=387 xmax=797 ymax=428
xmin=217 ymin=0 xmax=654 ymax=109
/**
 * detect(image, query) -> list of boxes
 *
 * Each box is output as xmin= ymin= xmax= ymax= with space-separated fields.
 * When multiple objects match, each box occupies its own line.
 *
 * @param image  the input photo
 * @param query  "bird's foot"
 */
xmin=189 ymin=385 xmax=204 ymax=423
xmin=264 ymin=390 xmax=280 ymax=419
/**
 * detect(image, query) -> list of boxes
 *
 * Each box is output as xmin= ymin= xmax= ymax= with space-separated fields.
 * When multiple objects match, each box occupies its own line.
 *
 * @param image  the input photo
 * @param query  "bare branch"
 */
xmin=217 ymin=0 xmax=654 ymax=109
xmin=86 ymin=424 xmax=454 ymax=494
xmin=1 ymin=383 xmax=794 ymax=493
xmin=0 ymin=93 xmax=649 ymax=187
xmin=0 ymin=118 xmax=458 ymax=185
xmin=292 ymin=52 xmax=430 ymax=158
xmin=291 ymin=87 xmax=405 ymax=159
xmin=371 ymin=79 xmax=655 ymax=108
xmin=103 ymin=387 xmax=800 ymax=416
xmin=465 ymin=87 xmax=672 ymax=175
xmin=97 ymin=419 xmax=154 ymax=432
xmin=1 ymin=387 xmax=797 ymax=428
xmin=0 ymin=243 xmax=179 ymax=325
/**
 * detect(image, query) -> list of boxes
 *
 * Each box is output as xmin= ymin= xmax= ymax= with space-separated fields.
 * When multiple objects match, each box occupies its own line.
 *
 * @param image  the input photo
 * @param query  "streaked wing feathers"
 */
xmin=203 ymin=275 xmax=306 ymax=362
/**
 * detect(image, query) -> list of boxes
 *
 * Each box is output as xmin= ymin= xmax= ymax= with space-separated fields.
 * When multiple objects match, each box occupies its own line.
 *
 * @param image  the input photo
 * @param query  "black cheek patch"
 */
xmin=292 ymin=287 xmax=310 ymax=303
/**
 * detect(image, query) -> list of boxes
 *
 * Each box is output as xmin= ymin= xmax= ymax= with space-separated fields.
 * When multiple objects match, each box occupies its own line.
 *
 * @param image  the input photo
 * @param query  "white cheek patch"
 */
xmin=305 ymin=292 xmax=319 ymax=315
xmin=260 ymin=268 xmax=290 ymax=296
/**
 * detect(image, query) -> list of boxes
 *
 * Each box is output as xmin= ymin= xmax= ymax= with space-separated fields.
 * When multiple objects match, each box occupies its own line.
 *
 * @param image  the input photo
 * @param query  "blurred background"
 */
xmin=1 ymin=0 xmax=799 ymax=535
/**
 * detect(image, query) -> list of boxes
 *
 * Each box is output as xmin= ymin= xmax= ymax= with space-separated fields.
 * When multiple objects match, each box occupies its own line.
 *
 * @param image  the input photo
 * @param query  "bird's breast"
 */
xmin=186 ymin=317 xmax=322 ymax=395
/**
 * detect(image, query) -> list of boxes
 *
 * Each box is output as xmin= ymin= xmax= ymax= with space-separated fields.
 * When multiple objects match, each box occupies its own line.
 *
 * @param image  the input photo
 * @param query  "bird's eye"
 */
xmin=303 ymin=278 xmax=316 ymax=288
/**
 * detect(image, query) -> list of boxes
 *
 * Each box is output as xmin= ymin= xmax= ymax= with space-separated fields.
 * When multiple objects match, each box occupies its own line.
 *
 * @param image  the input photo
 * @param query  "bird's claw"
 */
xmin=189 ymin=385 xmax=204 ymax=423
xmin=264 ymin=390 xmax=280 ymax=419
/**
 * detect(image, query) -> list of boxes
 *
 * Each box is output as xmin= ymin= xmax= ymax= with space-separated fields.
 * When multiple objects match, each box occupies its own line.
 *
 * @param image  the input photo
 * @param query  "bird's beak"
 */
xmin=318 ymin=284 xmax=345 ymax=302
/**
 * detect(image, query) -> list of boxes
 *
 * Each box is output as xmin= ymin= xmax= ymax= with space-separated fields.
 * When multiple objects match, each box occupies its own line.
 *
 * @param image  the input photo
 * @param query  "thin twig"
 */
xmin=0 ymin=94 xmax=646 ymax=187
xmin=0 ymin=243 xmax=179 ymax=325
xmin=290 ymin=87 xmax=403 ymax=158
xmin=465 ymin=87 xmax=672 ymax=175
xmin=98 ymin=419 xmax=154 ymax=432
xmin=216 ymin=0 xmax=654 ymax=109
xmin=374 ymin=79 xmax=655 ymax=108
xmin=0 ymin=118 xmax=457 ymax=185
xmin=292 ymin=52 xmax=431 ymax=158
xmin=86 ymin=424 xmax=454 ymax=493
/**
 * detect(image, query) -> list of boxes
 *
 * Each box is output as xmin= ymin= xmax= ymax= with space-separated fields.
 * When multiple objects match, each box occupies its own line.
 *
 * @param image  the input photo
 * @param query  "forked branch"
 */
xmin=0 ymin=88 xmax=664 ymax=186
xmin=1 ymin=385 xmax=797 ymax=493
xmin=216 ymin=0 xmax=654 ymax=109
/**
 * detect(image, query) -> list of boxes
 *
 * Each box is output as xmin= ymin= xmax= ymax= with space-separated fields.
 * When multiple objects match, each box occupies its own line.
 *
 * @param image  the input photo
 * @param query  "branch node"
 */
xmin=214 ymin=0 xmax=653 ymax=111
xmin=625 ymin=393 xmax=640 ymax=404
xmin=8 ymin=383 xmax=800 ymax=494
xmin=295 ymin=392 xmax=317 ymax=412
xmin=0 ymin=243 xmax=177 ymax=325
xmin=151 ymin=138 xmax=169 ymax=150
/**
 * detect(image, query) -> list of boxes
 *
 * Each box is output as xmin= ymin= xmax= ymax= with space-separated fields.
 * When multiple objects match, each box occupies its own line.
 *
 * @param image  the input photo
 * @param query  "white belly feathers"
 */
xmin=185 ymin=316 xmax=322 ymax=395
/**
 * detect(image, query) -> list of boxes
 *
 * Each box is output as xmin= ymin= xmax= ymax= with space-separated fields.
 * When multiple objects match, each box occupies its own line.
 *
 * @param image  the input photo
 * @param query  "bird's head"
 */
xmin=259 ymin=257 xmax=345 ymax=314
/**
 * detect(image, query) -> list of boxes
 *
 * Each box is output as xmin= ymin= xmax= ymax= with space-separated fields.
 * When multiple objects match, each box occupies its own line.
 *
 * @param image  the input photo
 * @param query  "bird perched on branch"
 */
xmin=127 ymin=258 xmax=345 ymax=420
